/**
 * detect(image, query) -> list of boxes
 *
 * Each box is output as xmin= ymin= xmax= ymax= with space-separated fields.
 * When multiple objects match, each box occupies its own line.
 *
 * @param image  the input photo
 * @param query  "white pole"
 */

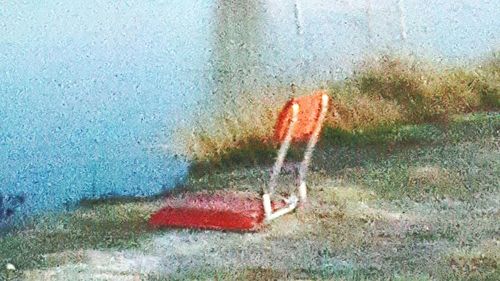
xmin=264 ymin=103 xmax=300 ymax=221
xmin=267 ymin=103 xmax=300 ymax=195
xmin=298 ymin=94 xmax=329 ymax=204
xmin=398 ymin=0 xmax=408 ymax=42
xmin=366 ymin=0 xmax=373 ymax=45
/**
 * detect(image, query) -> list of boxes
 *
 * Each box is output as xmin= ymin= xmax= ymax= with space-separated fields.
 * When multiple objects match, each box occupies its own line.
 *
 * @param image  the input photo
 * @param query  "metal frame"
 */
xmin=263 ymin=93 xmax=329 ymax=222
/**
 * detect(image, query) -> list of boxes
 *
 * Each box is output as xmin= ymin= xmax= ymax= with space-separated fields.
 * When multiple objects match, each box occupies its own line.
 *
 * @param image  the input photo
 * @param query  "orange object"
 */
xmin=149 ymin=91 xmax=330 ymax=231
xmin=149 ymin=192 xmax=286 ymax=231
xmin=274 ymin=90 xmax=328 ymax=142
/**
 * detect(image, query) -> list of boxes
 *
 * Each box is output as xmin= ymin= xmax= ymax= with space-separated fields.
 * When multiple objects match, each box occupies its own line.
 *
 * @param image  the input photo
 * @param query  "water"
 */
xmin=1 ymin=0 xmax=498 ymax=224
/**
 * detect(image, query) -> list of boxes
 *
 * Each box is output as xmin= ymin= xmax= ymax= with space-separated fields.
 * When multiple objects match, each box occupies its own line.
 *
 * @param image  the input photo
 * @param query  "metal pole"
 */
xmin=298 ymin=94 xmax=329 ymax=203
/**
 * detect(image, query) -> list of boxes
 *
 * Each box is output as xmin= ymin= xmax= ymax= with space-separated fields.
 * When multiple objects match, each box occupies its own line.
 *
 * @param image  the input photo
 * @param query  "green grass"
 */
xmin=0 ymin=200 xmax=160 ymax=280
xmin=318 ymin=113 xmax=499 ymax=201
xmin=1 ymin=112 xmax=498 ymax=280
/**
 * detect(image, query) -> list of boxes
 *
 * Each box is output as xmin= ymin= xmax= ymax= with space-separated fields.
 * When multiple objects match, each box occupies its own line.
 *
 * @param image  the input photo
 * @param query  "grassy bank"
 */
xmin=0 ymin=112 xmax=498 ymax=280
xmin=182 ymin=54 xmax=499 ymax=173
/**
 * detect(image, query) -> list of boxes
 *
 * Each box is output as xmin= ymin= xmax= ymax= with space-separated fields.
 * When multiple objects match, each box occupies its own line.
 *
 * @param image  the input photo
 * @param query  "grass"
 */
xmin=446 ymin=244 xmax=499 ymax=281
xmin=0 ymin=199 xmax=161 ymax=279
xmin=2 ymin=112 xmax=496 ymax=280
xmin=168 ymin=112 xmax=498 ymax=280
xmin=172 ymin=53 xmax=499 ymax=169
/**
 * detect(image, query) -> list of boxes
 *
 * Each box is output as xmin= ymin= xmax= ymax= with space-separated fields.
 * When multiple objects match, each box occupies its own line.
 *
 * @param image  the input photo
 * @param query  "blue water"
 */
xmin=1 ymin=0 xmax=499 ymax=225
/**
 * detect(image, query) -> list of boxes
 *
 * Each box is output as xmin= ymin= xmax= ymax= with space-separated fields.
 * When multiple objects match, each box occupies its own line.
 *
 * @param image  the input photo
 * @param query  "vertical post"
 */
xmin=366 ymin=0 xmax=373 ymax=46
xmin=293 ymin=0 xmax=303 ymax=35
xmin=398 ymin=0 xmax=407 ymax=42
xmin=298 ymin=94 xmax=329 ymax=204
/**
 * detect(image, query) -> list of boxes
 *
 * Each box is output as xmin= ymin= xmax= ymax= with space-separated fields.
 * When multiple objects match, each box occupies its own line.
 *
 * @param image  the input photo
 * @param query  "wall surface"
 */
xmin=1 ymin=0 xmax=498 ymax=225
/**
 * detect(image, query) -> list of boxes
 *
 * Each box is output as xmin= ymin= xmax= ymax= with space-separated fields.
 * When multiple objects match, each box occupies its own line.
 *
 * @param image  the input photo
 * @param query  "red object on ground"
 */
xmin=149 ymin=192 xmax=286 ymax=231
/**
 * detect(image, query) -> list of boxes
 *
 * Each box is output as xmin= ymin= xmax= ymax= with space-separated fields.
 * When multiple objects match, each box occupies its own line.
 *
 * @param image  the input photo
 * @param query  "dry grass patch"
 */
xmin=169 ymin=54 xmax=499 ymax=167
xmin=332 ymin=54 xmax=498 ymax=128
xmin=169 ymin=86 xmax=299 ymax=162
xmin=329 ymin=91 xmax=403 ymax=131
xmin=444 ymin=241 xmax=499 ymax=280
xmin=407 ymin=165 xmax=462 ymax=196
